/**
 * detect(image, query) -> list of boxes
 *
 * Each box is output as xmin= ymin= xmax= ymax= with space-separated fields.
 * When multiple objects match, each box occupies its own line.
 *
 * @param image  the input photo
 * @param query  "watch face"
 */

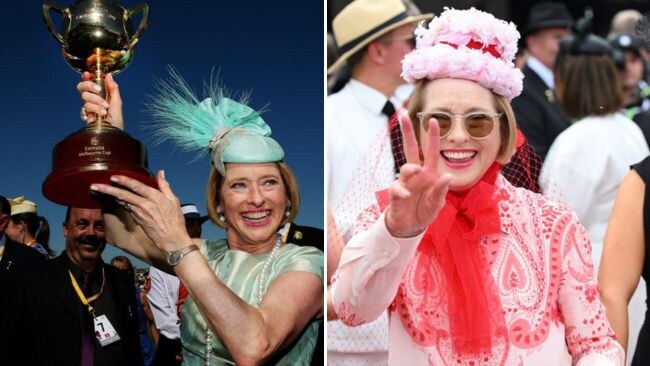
xmin=168 ymin=251 xmax=182 ymax=265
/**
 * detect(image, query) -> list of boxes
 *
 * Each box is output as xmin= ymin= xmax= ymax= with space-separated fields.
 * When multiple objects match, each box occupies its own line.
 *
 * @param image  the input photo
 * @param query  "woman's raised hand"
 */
xmin=90 ymin=170 xmax=189 ymax=253
xmin=76 ymin=72 xmax=125 ymax=129
xmin=384 ymin=112 xmax=451 ymax=238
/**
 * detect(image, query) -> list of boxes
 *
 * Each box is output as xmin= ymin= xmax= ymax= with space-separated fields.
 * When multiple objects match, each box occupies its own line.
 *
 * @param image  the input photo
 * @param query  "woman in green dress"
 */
xmin=79 ymin=72 xmax=324 ymax=365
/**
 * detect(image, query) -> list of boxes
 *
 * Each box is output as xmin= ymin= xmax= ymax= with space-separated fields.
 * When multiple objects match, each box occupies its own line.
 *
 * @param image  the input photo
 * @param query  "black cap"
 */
xmin=560 ymin=33 xmax=612 ymax=57
xmin=608 ymin=33 xmax=641 ymax=69
xmin=524 ymin=2 xmax=574 ymax=37
xmin=609 ymin=33 xmax=641 ymax=53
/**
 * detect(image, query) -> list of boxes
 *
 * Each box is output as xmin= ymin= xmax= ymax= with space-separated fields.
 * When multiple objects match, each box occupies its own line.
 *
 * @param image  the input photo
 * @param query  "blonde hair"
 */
xmin=206 ymin=162 xmax=300 ymax=229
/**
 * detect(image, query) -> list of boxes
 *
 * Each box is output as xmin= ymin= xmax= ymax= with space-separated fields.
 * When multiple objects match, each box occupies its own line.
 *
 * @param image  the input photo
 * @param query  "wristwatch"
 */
xmin=167 ymin=244 xmax=199 ymax=266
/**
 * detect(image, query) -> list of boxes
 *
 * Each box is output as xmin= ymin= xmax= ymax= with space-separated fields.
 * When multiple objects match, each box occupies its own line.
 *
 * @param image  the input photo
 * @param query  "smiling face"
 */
xmin=63 ymin=207 xmax=106 ymax=272
xmin=220 ymin=163 xmax=287 ymax=251
xmin=419 ymin=78 xmax=503 ymax=192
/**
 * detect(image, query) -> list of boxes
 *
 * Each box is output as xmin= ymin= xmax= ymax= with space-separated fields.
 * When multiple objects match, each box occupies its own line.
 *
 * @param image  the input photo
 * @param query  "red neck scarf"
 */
xmin=390 ymin=162 xmax=507 ymax=355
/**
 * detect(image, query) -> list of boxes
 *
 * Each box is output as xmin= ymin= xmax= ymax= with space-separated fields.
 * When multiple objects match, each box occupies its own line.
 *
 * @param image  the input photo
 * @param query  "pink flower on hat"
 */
xmin=402 ymin=7 xmax=523 ymax=101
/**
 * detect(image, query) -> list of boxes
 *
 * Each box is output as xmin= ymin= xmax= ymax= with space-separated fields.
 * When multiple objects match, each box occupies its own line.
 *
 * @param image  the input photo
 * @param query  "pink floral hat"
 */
xmin=401 ymin=8 xmax=524 ymax=101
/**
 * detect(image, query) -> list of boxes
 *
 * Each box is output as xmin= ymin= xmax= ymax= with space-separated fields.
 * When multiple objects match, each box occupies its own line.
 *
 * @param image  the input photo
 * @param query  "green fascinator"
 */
xmin=148 ymin=69 xmax=284 ymax=175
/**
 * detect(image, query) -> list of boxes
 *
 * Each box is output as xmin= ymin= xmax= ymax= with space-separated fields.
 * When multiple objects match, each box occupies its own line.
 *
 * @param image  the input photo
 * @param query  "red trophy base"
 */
xmin=43 ymin=124 xmax=157 ymax=208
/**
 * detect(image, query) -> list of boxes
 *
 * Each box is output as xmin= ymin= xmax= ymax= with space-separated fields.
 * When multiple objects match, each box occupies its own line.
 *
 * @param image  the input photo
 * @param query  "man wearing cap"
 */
xmin=327 ymin=0 xmax=431 ymax=363
xmin=511 ymin=1 xmax=573 ymax=161
xmin=147 ymin=203 xmax=208 ymax=366
xmin=610 ymin=33 xmax=650 ymax=121
xmin=0 ymin=207 xmax=142 ymax=365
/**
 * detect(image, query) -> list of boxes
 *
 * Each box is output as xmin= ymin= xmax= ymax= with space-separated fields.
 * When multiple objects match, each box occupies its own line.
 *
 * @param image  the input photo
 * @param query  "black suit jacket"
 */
xmin=0 ymin=239 xmax=47 ymax=286
xmin=511 ymin=64 xmax=571 ymax=160
xmin=287 ymin=223 xmax=324 ymax=252
xmin=0 ymin=253 xmax=143 ymax=366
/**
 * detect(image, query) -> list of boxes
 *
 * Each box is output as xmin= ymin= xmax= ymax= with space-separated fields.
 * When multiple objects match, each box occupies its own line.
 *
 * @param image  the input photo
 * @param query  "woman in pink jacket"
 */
xmin=330 ymin=8 xmax=624 ymax=365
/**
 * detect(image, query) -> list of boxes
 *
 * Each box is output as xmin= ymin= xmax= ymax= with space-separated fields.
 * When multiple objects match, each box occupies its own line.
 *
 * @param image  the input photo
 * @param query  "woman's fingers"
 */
xmin=83 ymin=100 xmax=108 ymax=118
xmin=422 ymin=117 xmax=440 ymax=171
xmin=155 ymin=170 xmax=182 ymax=210
xmin=81 ymin=71 xmax=93 ymax=81
xmin=78 ymin=76 xmax=108 ymax=124
xmin=389 ymin=179 xmax=412 ymax=200
xmin=90 ymin=181 xmax=145 ymax=209
xmin=81 ymin=90 xmax=109 ymax=107
xmin=103 ymin=74 xmax=125 ymax=129
xmin=400 ymin=111 xmax=420 ymax=164
xmin=397 ymin=163 xmax=422 ymax=187
xmin=429 ymin=173 xmax=452 ymax=208
xmin=105 ymin=74 xmax=122 ymax=107
xmin=77 ymin=73 xmax=124 ymax=129
xmin=90 ymin=175 xmax=160 ymax=208
xmin=110 ymin=175 xmax=161 ymax=200
xmin=77 ymin=80 xmax=101 ymax=95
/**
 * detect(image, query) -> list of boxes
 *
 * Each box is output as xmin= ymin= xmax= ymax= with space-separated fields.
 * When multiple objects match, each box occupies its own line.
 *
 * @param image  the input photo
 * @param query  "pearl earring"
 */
xmin=285 ymin=200 xmax=291 ymax=218
xmin=217 ymin=207 xmax=226 ymax=223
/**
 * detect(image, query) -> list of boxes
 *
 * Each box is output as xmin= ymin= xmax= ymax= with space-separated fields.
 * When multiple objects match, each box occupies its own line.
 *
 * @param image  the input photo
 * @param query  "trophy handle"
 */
xmin=127 ymin=4 xmax=149 ymax=49
xmin=42 ymin=2 xmax=68 ymax=46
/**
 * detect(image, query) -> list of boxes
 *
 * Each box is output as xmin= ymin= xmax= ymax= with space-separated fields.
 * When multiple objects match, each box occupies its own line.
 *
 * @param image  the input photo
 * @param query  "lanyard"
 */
xmin=68 ymin=268 xmax=105 ymax=315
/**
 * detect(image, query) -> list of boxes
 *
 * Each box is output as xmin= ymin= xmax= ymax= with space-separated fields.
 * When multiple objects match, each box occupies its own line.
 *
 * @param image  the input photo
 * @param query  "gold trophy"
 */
xmin=42 ymin=0 xmax=154 ymax=208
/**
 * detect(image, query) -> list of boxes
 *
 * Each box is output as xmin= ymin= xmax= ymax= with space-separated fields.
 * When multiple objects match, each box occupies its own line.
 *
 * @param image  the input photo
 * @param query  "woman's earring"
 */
xmin=285 ymin=200 xmax=291 ymax=218
xmin=217 ymin=207 xmax=226 ymax=223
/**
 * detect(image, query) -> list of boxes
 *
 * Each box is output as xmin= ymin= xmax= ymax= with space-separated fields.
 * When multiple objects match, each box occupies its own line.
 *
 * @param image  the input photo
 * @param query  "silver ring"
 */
xmin=123 ymin=203 xmax=131 ymax=212
xmin=80 ymin=107 xmax=88 ymax=122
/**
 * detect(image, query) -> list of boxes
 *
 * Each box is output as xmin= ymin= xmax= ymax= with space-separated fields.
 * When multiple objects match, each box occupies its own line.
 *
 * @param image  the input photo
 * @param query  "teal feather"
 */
xmin=146 ymin=67 xmax=266 ymax=158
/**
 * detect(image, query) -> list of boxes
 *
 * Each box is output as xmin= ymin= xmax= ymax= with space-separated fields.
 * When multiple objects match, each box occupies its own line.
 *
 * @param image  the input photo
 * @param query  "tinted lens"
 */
xmin=464 ymin=114 xmax=494 ymax=138
xmin=430 ymin=113 xmax=452 ymax=136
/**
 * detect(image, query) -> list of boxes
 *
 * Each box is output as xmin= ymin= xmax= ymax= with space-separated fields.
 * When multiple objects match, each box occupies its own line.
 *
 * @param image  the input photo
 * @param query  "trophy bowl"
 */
xmin=42 ymin=126 xmax=156 ymax=208
xmin=41 ymin=0 xmax=154 ymax=208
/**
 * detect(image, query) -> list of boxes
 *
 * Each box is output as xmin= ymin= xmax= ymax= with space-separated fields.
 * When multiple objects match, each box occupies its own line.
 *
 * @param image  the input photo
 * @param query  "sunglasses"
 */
xmin=416 ymin=110 xmax=502 ymax=139
xmin=381 ymin=36 xmax=416 ymax=48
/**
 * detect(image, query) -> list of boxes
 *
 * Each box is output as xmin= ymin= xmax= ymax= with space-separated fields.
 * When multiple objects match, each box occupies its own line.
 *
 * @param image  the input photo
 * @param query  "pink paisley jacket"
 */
xmin=331 ymin=175 xmax=625 ymax=365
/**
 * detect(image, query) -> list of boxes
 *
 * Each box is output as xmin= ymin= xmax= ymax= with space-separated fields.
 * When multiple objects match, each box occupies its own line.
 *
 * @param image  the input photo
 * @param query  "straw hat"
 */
xmin=8 ymin=196 xmax=37 ymax=216
xmin=328 ymin=0 xmax=432 ymax=75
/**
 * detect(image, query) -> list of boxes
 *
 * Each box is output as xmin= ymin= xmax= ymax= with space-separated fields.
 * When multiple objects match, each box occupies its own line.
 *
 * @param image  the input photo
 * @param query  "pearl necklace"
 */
xmin=204 ymin=233 xmax=283 ymax=365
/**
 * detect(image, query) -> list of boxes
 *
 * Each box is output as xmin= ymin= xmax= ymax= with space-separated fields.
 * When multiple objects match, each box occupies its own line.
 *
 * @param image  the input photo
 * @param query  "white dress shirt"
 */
xmin=147 ymin=267 xmax=181 ymax=339
xmin=327 ymin=79 xmax=405 ymax=234
xmin=527 ymin=55 xmax=555 ymax=89
xmin=327 ymin=79 xmax=409 ymax=365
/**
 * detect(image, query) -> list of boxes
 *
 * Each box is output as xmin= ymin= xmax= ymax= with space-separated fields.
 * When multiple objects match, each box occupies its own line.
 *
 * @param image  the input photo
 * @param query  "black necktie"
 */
xmin=80 ymin=273 xmax=94 ymax=366
xmin=382 ymin=100 xmax=405 ymax=173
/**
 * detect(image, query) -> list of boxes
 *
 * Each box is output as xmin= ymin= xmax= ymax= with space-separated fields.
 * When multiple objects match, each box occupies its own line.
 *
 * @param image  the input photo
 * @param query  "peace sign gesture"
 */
xmin=384 ymin=112 xmax=452 ymax=238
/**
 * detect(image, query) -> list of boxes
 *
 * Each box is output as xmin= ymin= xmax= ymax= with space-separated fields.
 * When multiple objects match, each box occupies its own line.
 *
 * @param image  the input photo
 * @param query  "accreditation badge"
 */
xmin=94 ymin=314 xmax=121 ymax=346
